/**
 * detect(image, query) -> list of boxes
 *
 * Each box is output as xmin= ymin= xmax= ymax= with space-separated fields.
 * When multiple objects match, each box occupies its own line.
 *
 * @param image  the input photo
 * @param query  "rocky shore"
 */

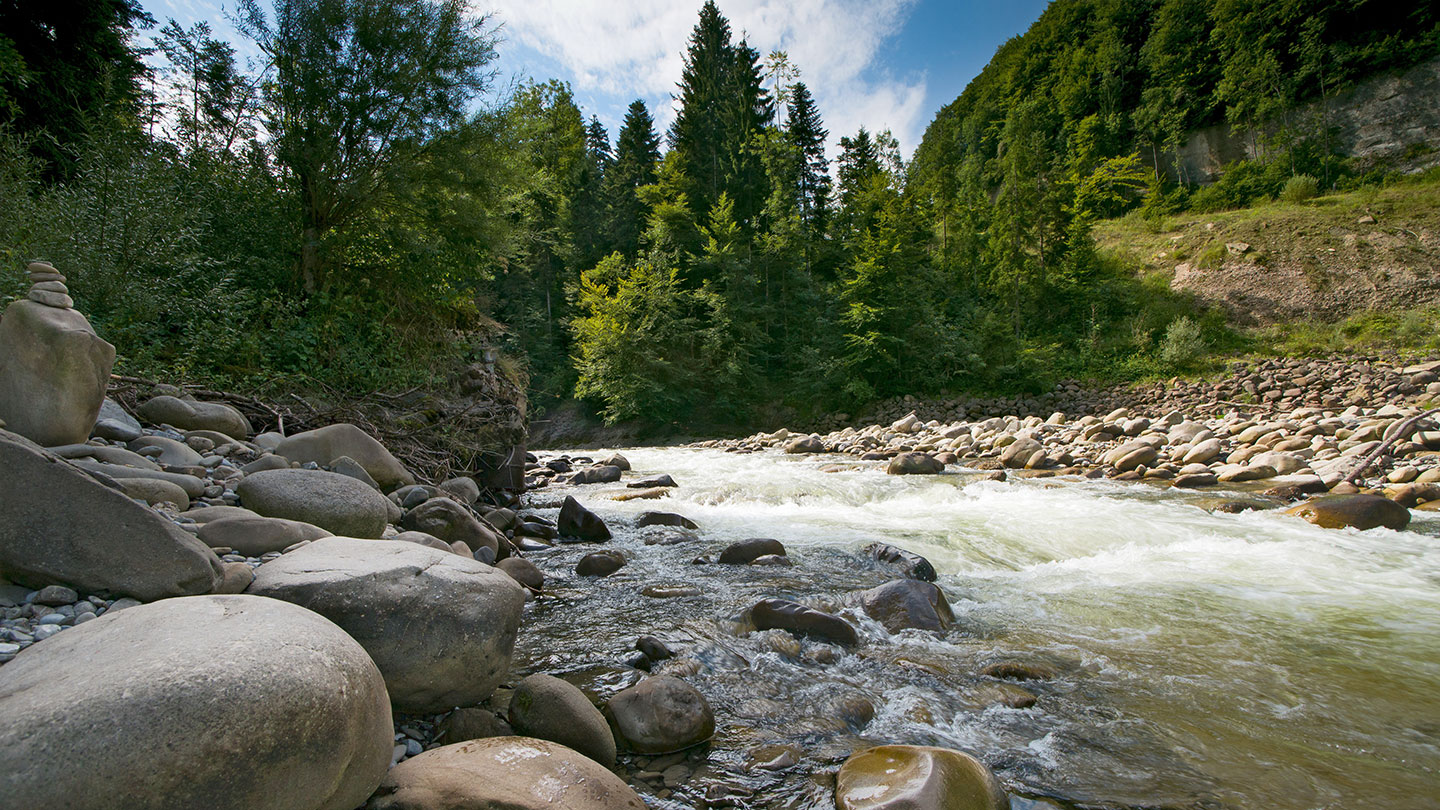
xmin=2 ymin=261 xmax=1434 ymax=810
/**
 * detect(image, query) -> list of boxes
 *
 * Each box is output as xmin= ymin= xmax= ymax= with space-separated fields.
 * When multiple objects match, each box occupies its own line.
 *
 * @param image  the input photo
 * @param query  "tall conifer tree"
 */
xmin=605 ymin=99 xmax=661 ymax=259
xmin=784 ymin=81 xmax=830 ymax=236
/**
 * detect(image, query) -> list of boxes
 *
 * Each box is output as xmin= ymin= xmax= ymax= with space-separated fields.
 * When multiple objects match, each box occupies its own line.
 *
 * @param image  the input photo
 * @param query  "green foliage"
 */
xmin=1159 ymin=315 xmax=1207 ymax=368
xmin=1280 ymin=173 xmax=1320 ymax=203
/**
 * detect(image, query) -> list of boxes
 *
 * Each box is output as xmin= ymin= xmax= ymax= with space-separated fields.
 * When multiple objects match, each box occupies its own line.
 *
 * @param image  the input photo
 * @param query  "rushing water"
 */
xmin=512 ymin=447 xmax=1440 ymax=810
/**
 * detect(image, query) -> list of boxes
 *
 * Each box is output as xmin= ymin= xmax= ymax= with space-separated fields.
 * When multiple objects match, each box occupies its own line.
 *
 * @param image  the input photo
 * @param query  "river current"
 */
xmin=513 ymin=447 xmax=1440 ymax=810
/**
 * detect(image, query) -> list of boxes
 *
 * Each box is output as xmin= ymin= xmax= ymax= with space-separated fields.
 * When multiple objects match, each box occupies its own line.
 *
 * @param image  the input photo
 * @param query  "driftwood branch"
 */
xmin=1341 ymin=406 xmax=1440 ymax=486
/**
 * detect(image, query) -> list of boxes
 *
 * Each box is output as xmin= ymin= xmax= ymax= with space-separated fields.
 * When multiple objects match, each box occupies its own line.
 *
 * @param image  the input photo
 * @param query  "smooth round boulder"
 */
xmin=861 ymin=579 xmax=954 ymax=633
xmin=246 ymin=537 xmax=526 ymax=713
xmin=275 ymin=424 xmax=414 ymax=491
xmin=0 ymin=595 xmax=392 ymax=810
xmin=836 ymin=745 xmax=1007 ymax=810
xmin=365 ymin=737 xmax=645 ymax=810
xmin=605 ymin=675 xmax=714 ymax=754
xmin=509 ymin=674 xmax=616 ymax=766
xmin=752 ymin=597 xmax=858 ymax=646
xmin=136 ymin=395 xmax=250 ymax=440
xmin=436 ymin=708 xmax=512 ymax=744
xmin=197 ymin=514 xmax=333 ymax=557
xmin=718 ymin=537 xmax=786 ymax=564
xmin=401 ymin=497 xmax=500 ymax=558
xmin=577 ymin=550 xmax=627 ymax=577
xmin=1286 ymin=494 xmax=1411 ymax=531
xmin=238 ymin=468 xmax=393 ymax=538
xmin=0 ymin=299 xmax=115 ymax=447
xmin=785 ymin=436 xmax=826 ymax=453
xmin=115 ymin=477 xmax=191 ymax=509
xmin=496 ymin=556 xmax=544 ymax=590
xmin=887 ymin=452 xmax=945 ymax=475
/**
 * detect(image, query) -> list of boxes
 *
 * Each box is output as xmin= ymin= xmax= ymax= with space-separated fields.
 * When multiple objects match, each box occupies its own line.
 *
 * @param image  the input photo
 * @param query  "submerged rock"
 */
xmin=861 ymin=579 xmax=954 ymax=633
xmin=718 ymin=537 xmax=786 ymax=564
xmin=576 ymin=550 xmax=627 ymax=577
xmin=864 ymin=543 xmax=937 ymax=582
xmin=751 ymin=598 xmax=858 ymax=647
xmin=1286 ymin=494 xmax=1411 ymax=531
xmin=836 ymin=744 xmax=1007 ymax=810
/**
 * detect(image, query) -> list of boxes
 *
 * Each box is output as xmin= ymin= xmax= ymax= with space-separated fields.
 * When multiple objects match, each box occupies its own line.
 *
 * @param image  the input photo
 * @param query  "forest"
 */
xmin=2 ymin=0 xmax=1437 ymax=430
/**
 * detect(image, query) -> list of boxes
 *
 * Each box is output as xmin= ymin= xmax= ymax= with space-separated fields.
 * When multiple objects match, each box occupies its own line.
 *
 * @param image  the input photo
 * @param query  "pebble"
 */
xmin=34 ymin=585 xmax=78 ymax=606
xmin=32 ymin=625 xmax=62 ymax=641
xmin=0 ymin=642 xmax=19 ymax=662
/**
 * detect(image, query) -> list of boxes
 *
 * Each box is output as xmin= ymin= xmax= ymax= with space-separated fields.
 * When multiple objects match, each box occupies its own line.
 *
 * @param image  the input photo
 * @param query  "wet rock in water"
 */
xmin=136 ymin=395 xmax=250 ymax=440
xmin=557 ymin=496 xmax=611 ymax=542
xmin=864 ymin=543 xmax=937 ymax=582
xmin=718 ymin=537 xmax=786 ymax=564
xmin=887 ymin=452 xmax=945 ymax=475
xmin=637 ymin=510 xmax=699 ymax=530
xmin=366 ymin=737 xmax=645 ymax=810
xmin=401 ymin=497 xmax=501 ymax=559
xmin=0 ymin=429 xmax=223 ymax=600
xmin=751 ymin=598 xmax=858 ymax=647
xmin=642 ymin=528 xmax=698 ymax=545
xmin=237 ymin=469 xmax=393 ymax=538
xmin=247 ymin=537 xmax=526 ymax=714
xmin=197 ymin=514 xmax=332 ymax=557
xmin=751 ymin=553 xmax=792 ymax=566
xmin=569 ymin=464 xmax=623 ymax=484
xmin=600 ymin=453 xmax=631 ymax=471
xmin=642 ymin=584 xmax=702 ymax=599
xmin=0 ymin=595 xmax=392 ymax=810
xmin=628 ymin=474 xmax=678 ymax=488
xmin=974 ymin=682 xmax=1037 ymax=710
xmin=981 ymin=659 xmax=1058 ymax=681
xmin=861 ymin=579 xmax=954 ymax=633
xmin=1172 ymin=472 xmax=1218 ymax=489
xmin=1212 ymin=500 xmax=1263 ymax=513
xmin=576 ymin=550 xmax=627 ymax=577
xmin=1285 ymin=494 xmax=1411 ymax=531
xmin=0 ymin=285 xmax=115 ymax=447
xmin=275 ymin=424 xmax=414 ymax=491
xmin=836 ymin=745 xmax=1007 ymax=810
xmin=637 ymin=636 xmax=674 ymax=662
xmin=509 ymin=674 xmax=616 ymax=767
xmin=605 ymin=675 xmax=715 ymax=753
xmin=437 ymin=708 xmax=512 ymax=744
xmin=496 ymin=556 xmax=544 ymax=590
xmin=784 ymin=435 xmax=826 ymax=453
xmin=612 ymin=487 xmax=668 ymax=501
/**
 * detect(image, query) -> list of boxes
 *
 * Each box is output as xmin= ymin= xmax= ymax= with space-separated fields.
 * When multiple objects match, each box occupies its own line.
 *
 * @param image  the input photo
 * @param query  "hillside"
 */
xmin=1095 ymin=171 xmax=1440 ymax=327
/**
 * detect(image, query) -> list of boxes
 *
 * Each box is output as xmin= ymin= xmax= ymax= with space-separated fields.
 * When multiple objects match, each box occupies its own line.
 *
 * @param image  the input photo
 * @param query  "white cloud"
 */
xmin=487 ymin=0 xmax=928 ymax=158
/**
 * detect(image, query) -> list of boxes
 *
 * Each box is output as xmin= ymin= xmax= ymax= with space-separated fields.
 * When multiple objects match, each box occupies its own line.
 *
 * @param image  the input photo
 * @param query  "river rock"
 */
xmin=557 ymin=496 xmax=611 ymax=542
xmin=401 ymin=497 xmax=500 ymax=558
xmin=135 ymin=395 xmax=250 ymax=440
xmin=0 ymin=594 xmax=392 ymax=810
xmin=751 ymin=598 xmax=858 ymax=646
xmin=509 ymin=674 xmax=616 ymax=766
xmin=864 ymin=543 xmax=938 ymax=581
xmin=0 ymin=430 xmax=222 ymax=600
xmin=198 ymin=514 xmax=333 ymax=557
xmin=437 ymin=708 xmax=513 ymax=744
xmin=275 ymin=424 xmax=414 ymax=491
xmin=1285 ymin=494 xmax=1411 ymax=531
xmin=718 ymin=537 xmax=786 ymax=564
xmin=835 ymin=745 xmax=1007 ymax=810
xmin=577 ymin=550 xmax=627 ymax=577
xmin=115 ymin=477 xmax=191 ymax=509
xmin=365 ymin=737 xmax=645 ymax=810
xmin=438 ymin=476 xmax=480 ymax=505
xmin=238 ymin=468 xmax=393 ymax=538
xmin=887 ymin=452 xmax=945 ymax=475
xmin=785 ymin=436 xmax=826 ymax=453
xmin=637 ymin=510 xmax=699 ymax=529
xmin=247 ymin=537 xmax=526 ymax=713
xmin=0 ymin=298 xmax=114 ymax=447
xmin=496 ymin=556 xmax=544 ymax=590
xmin=606 ymin=675 xmax=714 ymax=753
xmin=861 ymin=579 xmax=954 ymax=633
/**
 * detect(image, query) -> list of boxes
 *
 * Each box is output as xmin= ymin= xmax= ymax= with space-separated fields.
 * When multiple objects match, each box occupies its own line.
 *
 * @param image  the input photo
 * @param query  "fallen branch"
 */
xmin=1341 ymin=406 xmax=1440 ymax=486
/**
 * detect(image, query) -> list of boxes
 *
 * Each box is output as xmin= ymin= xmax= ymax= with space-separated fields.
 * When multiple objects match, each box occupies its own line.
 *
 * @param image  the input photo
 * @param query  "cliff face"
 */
xmin=1171 ymin=56 xmax=1440 ymax=184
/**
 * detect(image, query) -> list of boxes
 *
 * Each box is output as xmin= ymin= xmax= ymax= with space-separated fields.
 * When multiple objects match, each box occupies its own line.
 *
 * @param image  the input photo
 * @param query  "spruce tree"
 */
xmin=572 ymin=115 xmax=612 ymax=268
xmin=605 ymin=99 xmax=661 ymax=259
xmin=784 ymin=81 xmax=830 ymax=237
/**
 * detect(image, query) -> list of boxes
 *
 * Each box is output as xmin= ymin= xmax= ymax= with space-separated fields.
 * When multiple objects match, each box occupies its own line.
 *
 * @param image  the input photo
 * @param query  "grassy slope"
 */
xmin=1094 ymin=171 xmax=1440 ymax=358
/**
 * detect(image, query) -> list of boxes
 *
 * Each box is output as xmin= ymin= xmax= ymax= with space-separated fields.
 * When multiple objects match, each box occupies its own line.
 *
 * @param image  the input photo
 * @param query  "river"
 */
xmin=512 ymin=446 xmax=1440 ymax=810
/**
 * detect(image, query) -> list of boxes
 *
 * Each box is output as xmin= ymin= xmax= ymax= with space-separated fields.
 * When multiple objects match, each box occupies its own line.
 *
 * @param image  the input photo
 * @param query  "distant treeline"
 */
xmin=1 ymin=0 xmax=1434 ymax=430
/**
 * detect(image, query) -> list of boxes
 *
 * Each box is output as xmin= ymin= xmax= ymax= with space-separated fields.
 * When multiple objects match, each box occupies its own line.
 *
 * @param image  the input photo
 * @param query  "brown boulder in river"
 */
xmin=751 ymin=598 xmax=858 ymax=646
xmin=836 ymin=744 xmax=1007 ymax=810
xmin=1285 ymin=494 xmax=1411 ymax=531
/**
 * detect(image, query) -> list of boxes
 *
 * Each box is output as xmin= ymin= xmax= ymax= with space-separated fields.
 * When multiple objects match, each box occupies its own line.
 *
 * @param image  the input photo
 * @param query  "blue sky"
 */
xmin=138 ymin=0 xmax=1049 ymax=157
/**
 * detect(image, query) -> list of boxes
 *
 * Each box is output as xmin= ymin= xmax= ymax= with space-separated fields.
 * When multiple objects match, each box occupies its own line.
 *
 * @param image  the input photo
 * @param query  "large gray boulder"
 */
xmin=237 ymin=468 xmax=393 ymax=538
xmin=276 ymin=424 xmax=414 ymax=491
xmin=0 ymin=595 xmax=393 ymax=810
xmin=400 ymin=497 xmax=501 ymax=558
xmin=197 ymin=514 xmax=333 ymax=557
xmin=0 ymin=430 xmax=222 ymax=600
xmin=835 ymin=745 xmax=1007 ymax=810
xmin=861 ymin=579 xmax=954 ymax=633
xmin=247 ymin=537 xmax=526 ymax=713
xmin=0 ymin=299 xmax=114 ymax=447
xmin=508 ymin=674 xmax=616 ymax=766
xmin=366 ymin=737 xmax=645 ymax=810
xmin=605 ymin=675 xmax=714 ymax=754
xmin=135 ymin=395 xmax=250 ymax=440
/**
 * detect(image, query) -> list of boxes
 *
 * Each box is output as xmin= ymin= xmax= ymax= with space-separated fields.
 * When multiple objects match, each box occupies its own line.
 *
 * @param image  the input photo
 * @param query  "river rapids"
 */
xmin=513 ymin=447 xmax=1440 ymax=810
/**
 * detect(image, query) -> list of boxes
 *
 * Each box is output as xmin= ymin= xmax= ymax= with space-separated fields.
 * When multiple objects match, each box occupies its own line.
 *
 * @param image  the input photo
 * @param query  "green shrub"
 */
xmin=1280 ymin=174 xmax=1319 ymax=203
xmin=1159 ymin=315 xmax=1207 ymax=368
